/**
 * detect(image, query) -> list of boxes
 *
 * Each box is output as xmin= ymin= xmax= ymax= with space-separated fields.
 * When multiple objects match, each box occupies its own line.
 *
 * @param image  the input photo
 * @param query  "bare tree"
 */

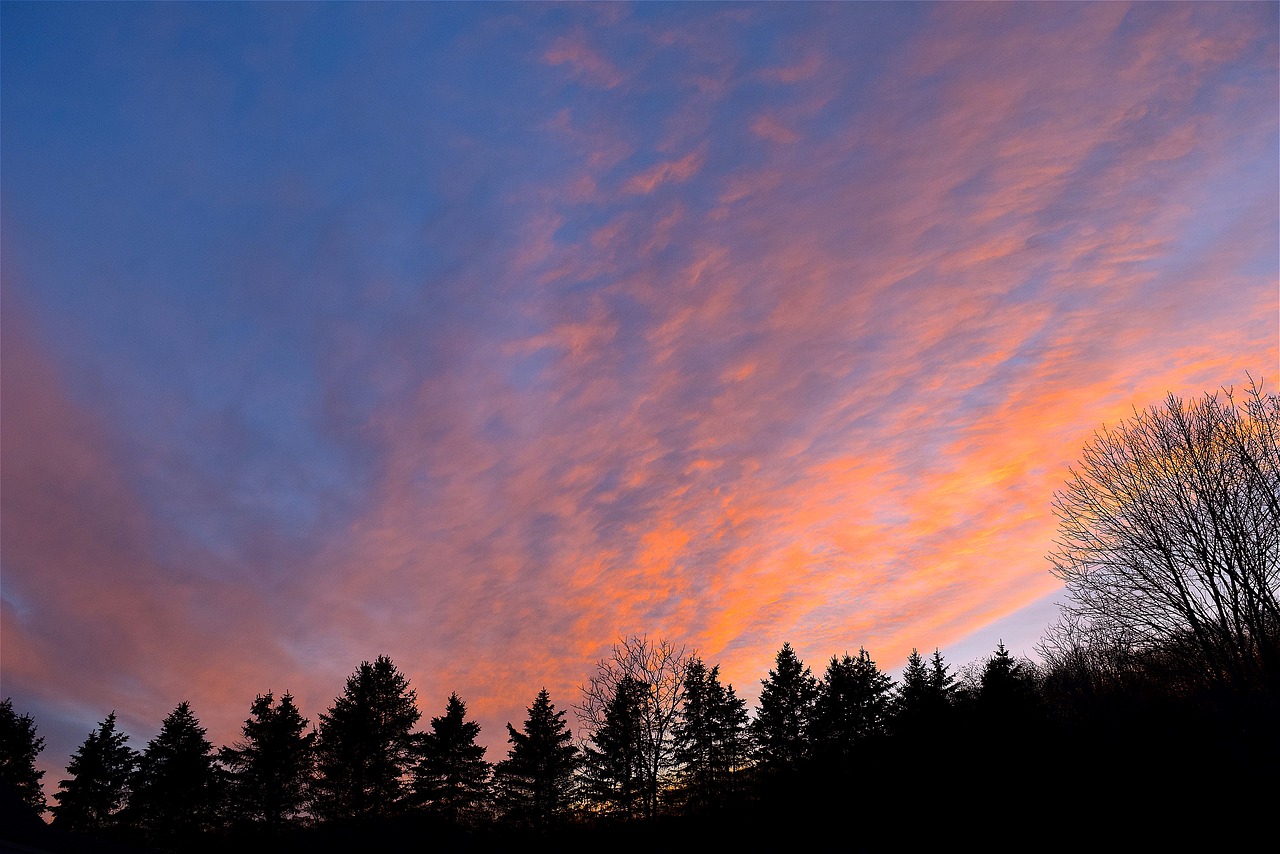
xmin=576 ymin=635 xmax=690 ymax=819
xmin=1047 ymin=376 xmax=1280 ymax=694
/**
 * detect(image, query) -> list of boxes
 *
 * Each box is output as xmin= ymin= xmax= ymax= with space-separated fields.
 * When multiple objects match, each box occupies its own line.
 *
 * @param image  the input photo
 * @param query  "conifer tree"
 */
xmin=493 ymin=688 xmax=579 ymax=830
xmin=0 ymin=698 xmax=46 ymax=815
xmin=129 ymin=701 xmax=221 ymax=845
xmin=51 ymin=712 xmax=138 ymax=834
xmin=313 ymin=655 xmax=420 ymax=821
xmin=751 ymin=643 xmax=817 ymax=772
xmin=811 ymin=648 xmax=894 ymax=760
xmin=979 ymin=642 xmax=1042 ymax=724
xmin=581 ymin=675 xmax=647 ymax=819
xmin=671 ymin=657 xmax=751 ymax=813
xmin=413 ymin=693 xmax=491 ymax=825
xmin=219 ymin=692 xmax=315 ymax=832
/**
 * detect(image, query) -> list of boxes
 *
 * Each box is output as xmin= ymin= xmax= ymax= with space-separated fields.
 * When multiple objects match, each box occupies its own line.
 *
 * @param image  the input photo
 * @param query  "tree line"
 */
xmin=2 ymin=376 xmax=1275 ymax=850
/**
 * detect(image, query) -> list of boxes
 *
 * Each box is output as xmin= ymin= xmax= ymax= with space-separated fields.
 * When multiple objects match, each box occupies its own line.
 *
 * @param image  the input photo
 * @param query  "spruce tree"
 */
xmin=811 ymin=648 xmax=894 ymax=760
xmin=0 ymin=698 xmax=46 ymax=815
xmin=751 ymin=643 xmax=817 ymax=772
xmin=581 ymin=675 xmax=647 ymax=819
xmin=671 ymin=657 xmax=750 ymax=814
xmin=413 ymin=693 xmax=491 ymax=825
xmin=129 ymin=701 xmax=221 ymax=845
xmin=979 ymin=642 xmax=1042 ymax=725
xmin=219 ymin=692 xmax=315 ymax=832
xmin=493 ymin=688 xmax=579 ymax=830
xmin=314 ymin=655 xmax=420 ymax=821
xmin=51 ymin=712 xmax=138 ymax=834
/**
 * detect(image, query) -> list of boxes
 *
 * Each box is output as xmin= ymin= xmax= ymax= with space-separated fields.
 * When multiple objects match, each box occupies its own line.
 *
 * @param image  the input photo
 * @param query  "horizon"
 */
xmin=2 ymin=1 xmax=1277 ymax=807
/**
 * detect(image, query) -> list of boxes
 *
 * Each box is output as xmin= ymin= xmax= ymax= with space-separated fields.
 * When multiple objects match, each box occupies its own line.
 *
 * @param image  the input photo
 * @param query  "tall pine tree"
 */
xmin=811 ymin=648 xmax=895 ymax=761
xmin=413 ymin=693 xmax=491 ymax=825
xmin=128 ymin=701 xmax=222 ymax=846
xmin=51 ymin=712 xmax=138 ymax=835
xmin=219 ymin=691 xmax=315 ymax=833
xmin=0 ymin=698 xmax=46 ymax=815
xmin=314 ymin=655 xmax=421 ymax=821
xmin=671 ymin=657 xmax=751 ymax=814
xmin=493 ymin=688 xmax=579 ymax=831
xmin=751 ymin=643 xmax=817 ymax=773
xmin=581 ymin=675 xmax=647 ymax=819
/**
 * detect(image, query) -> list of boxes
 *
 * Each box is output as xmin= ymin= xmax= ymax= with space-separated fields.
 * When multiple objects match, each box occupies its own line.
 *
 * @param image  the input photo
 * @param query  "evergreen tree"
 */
xmin=811 ymin=648 xmax=895 ymax=760
xmin=979 ymin=642 xmax=1042 ymax=725
xmin=51 ymin=712 xmax=138 ymax=834
xmin=0 ymin=698 xmax=46 ymax=815
xmin=413 ymin=693 xmax=491 ymax=825
xmin=894 ymin=648 xmax=955 ymax=735
xmin=219 ymin=691 xmax=315 ymax=833
xmin=129 ymin=701 xmax=221 ymax=846
xmin=671 ymin=657 xmax=751 ymax=814
xmin=493 ymin=688 xmax=579 ymax=831
xmin=581 ymin=675 xmax=647 ymax=819
xmin=314 ymin=655 xmax=420 ymax=821
xmin=750 ymin=643 xmax=817 ymax=772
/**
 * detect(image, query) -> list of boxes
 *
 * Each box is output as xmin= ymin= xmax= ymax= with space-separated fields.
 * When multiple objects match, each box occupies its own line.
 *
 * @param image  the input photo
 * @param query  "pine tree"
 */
xmin=493 ymin=688 xmax=579 ymax=830
xmin=314 ymin=655 xmax=421 ymax=821
xmin=413 ymin=693 xmax=491 ymax=825
xmin=0 ymin=698 xmax=46 ymax=815
xmin=811 ymin=648 xmax=895 ymax=761
xmin=129 ymin=701 xmax=221 ymax=845
xmin=671 ymin=657 xmax=751 ymax=814
xmin=581 ymin=675 xmax=647 ymax=819
xmin=219 ymin=692 xmax=315 ymax=832
xmin=979 ymin=642 xmax=1042 ymax=725
xmin=51 ymin=712 xmax=138 ymax=834
xmin=751 ymin=643 xmax=817 ymax=773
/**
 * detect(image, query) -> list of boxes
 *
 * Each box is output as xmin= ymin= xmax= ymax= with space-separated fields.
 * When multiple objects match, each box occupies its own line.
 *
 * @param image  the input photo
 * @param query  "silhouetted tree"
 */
xmin=577 ymin=636 xmax=689 ymax=819
xmin=219 ymin=691 xmax=314 ymax=833
xmin=313 ymin=655 xmax=420 ymax=821
xmin=811 ymin=648 xmax=894 ymax=760
xmin=128 ymin=701 xmax=221 ymax=846
xmin=580 ymin=675 xmax=647 ymax=819
xmin=0 ymin=698 xmax=46 ymax=815
xmin=1048 ymin=378 xmax=1280 ymax=694
xmin=493 ymin=688 xmax=579 ymax=831
xmin=670 ymin=657 xmax=751 ymax=814
xmin=893 ymin=648 xmax=955 ymax=735
xmin=51 ymin=712 xmax=138 ymax=835
xmin=978 ymin=642 xmax=1043 ymax=727
xmin=413 ymin=693 xmax=490 ymax=825
xmin=750 ymin=643 xmax=817 ymax=773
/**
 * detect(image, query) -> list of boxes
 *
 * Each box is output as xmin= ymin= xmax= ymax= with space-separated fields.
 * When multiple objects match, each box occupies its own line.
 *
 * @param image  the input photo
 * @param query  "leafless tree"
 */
xmin=576 ymin=635 xmax=690 ymax=819
xmin=1047 ymin=376 xmax=1280 ymax=694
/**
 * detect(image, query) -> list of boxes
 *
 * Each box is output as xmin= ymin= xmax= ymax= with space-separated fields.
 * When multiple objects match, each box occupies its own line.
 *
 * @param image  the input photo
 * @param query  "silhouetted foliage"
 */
xmin=976 ymin=642 xmax=1043 ymax=727
xmin=219 ymin=691 xmax=315 ymax=833
xmin=581 ymin=675 xmax=647 ymax=819
xmin=892 ymin=648 xmax=956 ymax=735
xmin=669 ymin=657 xmax=751 ymax=814
xmin=313 ymin=655 xmax=420 ymax=821
xmin=129 ymin=701 xmax=222 ymax=846
xmin=493 ymin=688 xmax=579 ymax=831
xmin=413 ymin=693 xmax=490 ymax=825
xmin=577 ymin=636 xmax=689 ymax=819
xmin=1047 ymin=377 xmax=1280 ymax=696
xmin=750 ymin=643 xmax=817 ymax=773
xmin=811 ymin=648 xmax=894 ymax=763
xmin=51 ymin=711 xmax=138 ymax=835
xmin=0 ymin=698 xmax=46 ymax=815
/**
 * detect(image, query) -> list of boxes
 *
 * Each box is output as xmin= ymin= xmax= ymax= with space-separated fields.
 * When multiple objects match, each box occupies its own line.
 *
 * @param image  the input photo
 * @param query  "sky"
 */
xmin=2 ymin=1 xmax=1277 ymax=804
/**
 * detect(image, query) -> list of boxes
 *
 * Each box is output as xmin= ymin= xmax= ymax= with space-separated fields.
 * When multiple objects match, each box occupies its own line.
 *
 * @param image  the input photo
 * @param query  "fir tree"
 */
xmin=129 ymin=701 xmax=221 ymax=846
xmin=51 ymin=712 xmax=138 ymax=834
xmin=581 ymin=675 xmax=647 ymax=819
xmin=219 ymin=691 xmax=315 ymax=832
xmin=413 ymin=693 xmax=491 ymax=825
xmin=811 ymin=648 xmax=895 ymax=760
xmin=979 ymin=642 xmax=1042 ymax=724
xmin=0 ymin=698 xmax=46 ymax=815
xmin=671 ymin=657 xmax=751 ymax=814
xmin=751 ymin=643 xmax=817 ymax=772
xmin=314 ymin=655 xmax=421 ymax=821
xmin=493 ymin=688 xmax=579 ymax=830
xmin=893 ymin=648 xmax=955 ymax=735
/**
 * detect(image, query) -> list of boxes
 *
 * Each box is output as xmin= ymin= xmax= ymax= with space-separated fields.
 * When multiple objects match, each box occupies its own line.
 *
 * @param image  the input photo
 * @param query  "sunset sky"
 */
xmin=2 ymin=2 xmax=1277 ymax=801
